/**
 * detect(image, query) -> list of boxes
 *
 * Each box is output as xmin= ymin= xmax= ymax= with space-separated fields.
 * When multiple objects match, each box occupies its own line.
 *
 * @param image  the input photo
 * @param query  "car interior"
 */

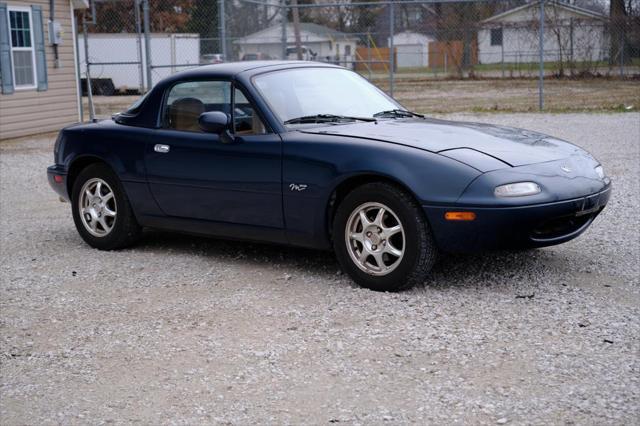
xmin=167 ymin=89 xmax=266 ymax=135
xmin=168 ymin=97 xmax=207 ymax=132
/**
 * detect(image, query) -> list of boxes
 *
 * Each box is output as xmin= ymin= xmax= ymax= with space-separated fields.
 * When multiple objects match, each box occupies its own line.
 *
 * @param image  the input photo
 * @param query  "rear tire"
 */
xmin=333 ymin=182 xmax=437 ymax=291
xmin=71 ymin=163 xmax=142 ymax=250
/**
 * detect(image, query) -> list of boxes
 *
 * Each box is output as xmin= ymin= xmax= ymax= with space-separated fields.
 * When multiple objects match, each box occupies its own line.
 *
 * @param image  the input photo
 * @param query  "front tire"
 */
xmin=333 ymin=182 xmax=437 ymax=291
xmin=71 ymin=163 xmax=142 ymax=250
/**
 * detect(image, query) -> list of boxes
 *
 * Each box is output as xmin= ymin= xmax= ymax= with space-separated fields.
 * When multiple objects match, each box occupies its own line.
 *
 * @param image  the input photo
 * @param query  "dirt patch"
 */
xmin=86 ymin=78 xmax=640 ymax=119
xmin=380 ymin=78 xmax=640 ymax=113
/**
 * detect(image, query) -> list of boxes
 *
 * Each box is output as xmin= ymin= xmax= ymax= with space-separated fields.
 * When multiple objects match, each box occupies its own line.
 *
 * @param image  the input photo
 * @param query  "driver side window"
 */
xmin=164 ymin=80 xmax=231 ymax=132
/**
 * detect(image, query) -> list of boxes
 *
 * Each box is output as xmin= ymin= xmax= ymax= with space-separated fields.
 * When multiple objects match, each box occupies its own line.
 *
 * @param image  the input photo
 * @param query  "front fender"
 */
xmin=281 ymin=132 xmax=481 ymax=249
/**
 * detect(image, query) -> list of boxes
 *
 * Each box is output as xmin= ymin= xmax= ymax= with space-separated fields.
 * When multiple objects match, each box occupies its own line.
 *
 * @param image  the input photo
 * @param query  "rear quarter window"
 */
xmin=125 ymin=91 xmax=150 ymax=114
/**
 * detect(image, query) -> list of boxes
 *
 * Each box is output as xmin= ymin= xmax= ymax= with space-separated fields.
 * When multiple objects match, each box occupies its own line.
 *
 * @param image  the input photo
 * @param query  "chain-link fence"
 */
xmin=77 ymin=0 xmax=640 ymax=119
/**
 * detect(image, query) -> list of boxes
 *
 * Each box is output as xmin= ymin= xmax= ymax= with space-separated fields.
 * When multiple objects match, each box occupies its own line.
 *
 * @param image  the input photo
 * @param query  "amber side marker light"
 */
xmin=444 ymin=211 xmax=477 ymax=221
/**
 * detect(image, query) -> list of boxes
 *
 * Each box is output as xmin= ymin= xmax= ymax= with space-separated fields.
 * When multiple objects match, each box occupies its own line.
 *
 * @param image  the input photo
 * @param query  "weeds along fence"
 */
xmin=76 ymin=0 xmax=640 ymax=119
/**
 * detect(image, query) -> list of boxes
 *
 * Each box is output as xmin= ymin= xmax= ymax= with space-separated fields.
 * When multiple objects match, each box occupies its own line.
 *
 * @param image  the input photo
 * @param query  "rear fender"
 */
xmin=60 ymin=122 xmax=161 ymax=218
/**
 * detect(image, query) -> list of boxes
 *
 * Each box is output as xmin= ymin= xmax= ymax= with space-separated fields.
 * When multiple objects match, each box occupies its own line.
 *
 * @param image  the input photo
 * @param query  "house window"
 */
xmin=8 ymin=7 xmax=36 ymax=89
xmin=344 ymin=45 xmax=351 ymax=56
xmin=490 ymin=28 xmax=503 ymax=47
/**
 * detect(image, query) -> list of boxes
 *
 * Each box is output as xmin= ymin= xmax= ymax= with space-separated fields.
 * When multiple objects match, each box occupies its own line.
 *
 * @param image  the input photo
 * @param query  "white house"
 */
xmin=0 ymin=0 xmax=88 ymax=139
xmin=478 ymin=1 xmax=609 ymax=64
xmin=388 ymin=31 xmax=435 ymax=68
xmin=234 ymin=22 xmax=358 ymax=66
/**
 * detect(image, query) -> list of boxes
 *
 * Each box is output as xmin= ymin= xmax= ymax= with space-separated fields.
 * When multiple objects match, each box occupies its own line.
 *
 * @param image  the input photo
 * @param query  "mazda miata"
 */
xmin=48 ymin=61 xmax=611 ymax=291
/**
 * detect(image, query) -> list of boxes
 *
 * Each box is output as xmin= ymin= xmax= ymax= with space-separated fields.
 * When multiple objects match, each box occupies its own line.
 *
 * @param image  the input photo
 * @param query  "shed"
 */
xmin=388 ymin=31 xmax=434 ymax=68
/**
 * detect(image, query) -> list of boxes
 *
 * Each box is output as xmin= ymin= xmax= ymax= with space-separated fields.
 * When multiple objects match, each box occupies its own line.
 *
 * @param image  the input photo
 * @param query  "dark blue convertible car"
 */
xmin=48 ymin=61 xmax=611 ymax=291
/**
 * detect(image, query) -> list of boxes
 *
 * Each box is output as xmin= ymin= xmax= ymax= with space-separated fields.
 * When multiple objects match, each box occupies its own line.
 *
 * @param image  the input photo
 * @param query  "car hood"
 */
xmin=300 ymin=118 xmax=586 ymax=167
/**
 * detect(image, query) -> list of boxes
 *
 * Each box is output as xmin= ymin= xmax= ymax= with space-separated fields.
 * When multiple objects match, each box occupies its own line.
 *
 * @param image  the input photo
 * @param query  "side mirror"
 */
xmin=199 ymin=111 xmax=230 ymax=134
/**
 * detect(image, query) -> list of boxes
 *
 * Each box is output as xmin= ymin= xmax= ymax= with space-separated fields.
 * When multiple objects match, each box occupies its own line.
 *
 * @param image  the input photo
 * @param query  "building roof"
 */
xmin=297 ymin=22 xmax=354 ymax=40
xmin=235 ymin=22 xmax=358 ymax=45
xmin=482 ymin=0 xmax=608 ymax=24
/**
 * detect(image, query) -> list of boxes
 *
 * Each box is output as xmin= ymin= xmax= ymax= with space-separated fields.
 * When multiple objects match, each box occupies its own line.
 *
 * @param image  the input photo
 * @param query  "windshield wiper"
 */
xmin=284 ymin=114 xmax=377 ymax=125
xmin=373 ymin=109 xmax=424 ymax=119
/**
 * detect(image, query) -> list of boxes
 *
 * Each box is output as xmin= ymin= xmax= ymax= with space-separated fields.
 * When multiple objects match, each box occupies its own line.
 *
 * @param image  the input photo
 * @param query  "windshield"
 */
xmin=253 ymin=68 xmax=401 ymax=125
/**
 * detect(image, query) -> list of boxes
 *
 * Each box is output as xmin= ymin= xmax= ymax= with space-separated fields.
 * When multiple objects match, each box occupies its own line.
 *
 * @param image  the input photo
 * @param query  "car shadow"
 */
xmin=136 ymin=229 xmax=558 ymax=291
xmin=138 ymin=230 xmax=340 ymax=277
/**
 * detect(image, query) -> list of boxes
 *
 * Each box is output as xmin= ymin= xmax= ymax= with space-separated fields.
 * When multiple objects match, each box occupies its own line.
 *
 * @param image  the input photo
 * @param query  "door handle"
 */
xmin=154 ymin=144 xmax=170 ymax=153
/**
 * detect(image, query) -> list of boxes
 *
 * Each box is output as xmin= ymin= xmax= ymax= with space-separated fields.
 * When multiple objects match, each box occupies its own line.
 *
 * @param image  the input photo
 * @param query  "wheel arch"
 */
xmin=66 ymin=155 xmax=116 ymax=197
xmin=325 ymin=172 xmax=424 ymax=242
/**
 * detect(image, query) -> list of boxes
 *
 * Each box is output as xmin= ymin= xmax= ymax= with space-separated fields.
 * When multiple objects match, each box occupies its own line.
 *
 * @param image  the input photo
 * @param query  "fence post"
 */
xmin=73 ymin=12 xmax=83 ymax=121
xmin=281 ymin=0 xmax=287 ymax=60
xmin=219 ymin=0 xmax=227 ymax=59
xmin=134 ymin=0 xmax=145 ymax=92
xmin=444 ymin=51 xmax=447 ymax=75
xmin=500 ymin=26 xmax=504 ymax=78
xmin=619 ymin=31 xmax=624 ymax=78
xmin=170 ymin=34 xmax=176 ymax=73
xmin=142 ymin=0 xmax=152 ymax=91
xmin=366 ymin=30 xmax=372 ymax=80
xmin=538 ymin=0 xmax=544 ymax=111
xmin=82 ymin=16 xmax=95 ymax=121
xmin=389 ymin=1 xmax=395 ymax=97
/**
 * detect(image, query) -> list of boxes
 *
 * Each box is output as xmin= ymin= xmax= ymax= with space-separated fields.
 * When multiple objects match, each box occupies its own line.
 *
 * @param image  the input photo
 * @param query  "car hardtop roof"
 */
xmin=162 ymin=60 xmax=340 ymax=82
xmin=119 ymin=61 xmax=343 ymax=129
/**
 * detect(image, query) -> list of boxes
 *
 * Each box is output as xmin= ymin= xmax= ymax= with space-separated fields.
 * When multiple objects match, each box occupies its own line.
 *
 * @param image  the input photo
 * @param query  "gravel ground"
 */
xmin=1 ymin=113 xmax=639 ymax=425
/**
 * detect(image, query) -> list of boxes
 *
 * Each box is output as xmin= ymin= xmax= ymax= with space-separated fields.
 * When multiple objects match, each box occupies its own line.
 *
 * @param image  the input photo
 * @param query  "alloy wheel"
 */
xmin=78 ymin=178 xmax=117 ymax=237
xmin=344 ymin=202 xmax=405 ymax=276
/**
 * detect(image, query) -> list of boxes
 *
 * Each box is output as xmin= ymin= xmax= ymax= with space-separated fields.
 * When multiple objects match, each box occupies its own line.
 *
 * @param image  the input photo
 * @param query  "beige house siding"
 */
xmin=0 ymin=0 xmax=80 ymax=140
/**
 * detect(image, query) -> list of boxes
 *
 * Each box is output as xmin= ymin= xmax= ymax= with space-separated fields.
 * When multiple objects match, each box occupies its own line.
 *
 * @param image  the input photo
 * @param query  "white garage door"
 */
xmin=396 ymin=44 xmax=427 ymax=68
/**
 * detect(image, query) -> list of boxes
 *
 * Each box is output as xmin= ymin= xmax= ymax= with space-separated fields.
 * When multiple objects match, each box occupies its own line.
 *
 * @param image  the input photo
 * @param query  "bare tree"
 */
xmin=291 ymin=0 xmax=303 ymax=59
xmin=610 ymin=0 xmax=631 ymax=64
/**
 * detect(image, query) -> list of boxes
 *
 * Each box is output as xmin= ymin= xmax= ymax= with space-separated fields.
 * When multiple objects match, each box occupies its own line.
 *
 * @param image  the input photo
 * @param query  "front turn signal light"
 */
xmin=445 ymin=211 xmax=477 ymax=221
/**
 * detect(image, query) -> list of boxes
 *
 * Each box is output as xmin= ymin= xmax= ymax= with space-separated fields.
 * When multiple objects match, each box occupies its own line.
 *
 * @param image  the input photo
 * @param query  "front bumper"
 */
xmin=47 ymin=165 xmax=69 ymax=201
xmin=423 ymin=185 xmax=611 ymax=253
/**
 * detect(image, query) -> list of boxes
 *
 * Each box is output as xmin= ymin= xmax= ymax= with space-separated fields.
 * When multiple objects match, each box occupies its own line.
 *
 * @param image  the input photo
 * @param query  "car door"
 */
xmin=144 ymin=80 xmax=283 ymax=228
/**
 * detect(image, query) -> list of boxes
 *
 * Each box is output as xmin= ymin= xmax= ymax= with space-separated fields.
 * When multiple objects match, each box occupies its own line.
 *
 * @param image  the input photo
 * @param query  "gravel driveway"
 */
xmin=1 ymin=113 xmax=638 ymax=425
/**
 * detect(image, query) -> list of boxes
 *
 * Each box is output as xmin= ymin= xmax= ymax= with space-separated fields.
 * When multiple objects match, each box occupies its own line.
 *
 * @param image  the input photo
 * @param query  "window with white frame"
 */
xmin=8 ymin=7 xmax=36 ymax=89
